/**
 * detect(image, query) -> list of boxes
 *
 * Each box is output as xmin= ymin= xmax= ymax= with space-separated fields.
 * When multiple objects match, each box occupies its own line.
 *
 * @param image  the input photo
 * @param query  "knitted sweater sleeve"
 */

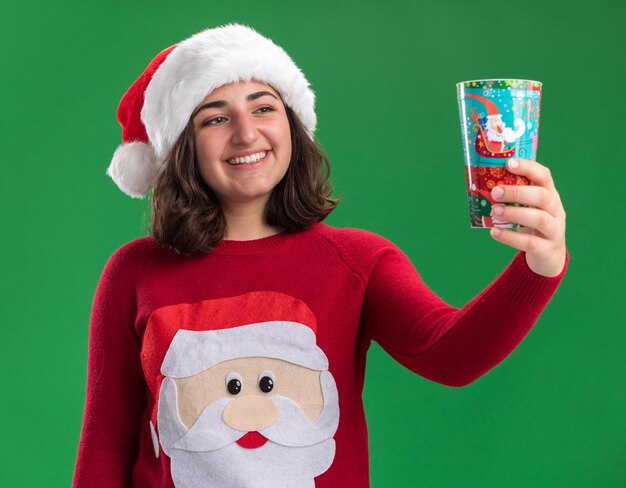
xmin=73 ymin=240 xmax=153 ymax=487
xmin=362 ymin=241 xmax=569 ymax=387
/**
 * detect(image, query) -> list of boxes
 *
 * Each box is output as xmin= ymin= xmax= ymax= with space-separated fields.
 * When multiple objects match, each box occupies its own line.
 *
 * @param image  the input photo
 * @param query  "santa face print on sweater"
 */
xmin=141 ymin=291 xmax=340 ymax=488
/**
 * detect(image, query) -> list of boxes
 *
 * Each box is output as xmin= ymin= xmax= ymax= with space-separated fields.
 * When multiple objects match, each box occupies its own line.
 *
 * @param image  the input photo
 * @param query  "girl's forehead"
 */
xmin=202 ymin=79 xmax=281 ymax=102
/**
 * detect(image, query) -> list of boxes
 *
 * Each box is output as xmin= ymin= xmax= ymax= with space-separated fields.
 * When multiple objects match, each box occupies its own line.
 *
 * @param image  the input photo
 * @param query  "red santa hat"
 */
xmin=141 ymin=291 xmax=326 ymax=427
xmin=107 ymin=23 xmax=317 ymax=198
xmin=465 ymin=93 xmax=502 ymax=120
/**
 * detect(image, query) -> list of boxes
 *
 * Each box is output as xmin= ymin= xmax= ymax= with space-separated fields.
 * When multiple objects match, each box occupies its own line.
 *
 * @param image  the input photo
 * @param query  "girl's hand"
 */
xmin=489 ymin=158 xmax=567 ymax=277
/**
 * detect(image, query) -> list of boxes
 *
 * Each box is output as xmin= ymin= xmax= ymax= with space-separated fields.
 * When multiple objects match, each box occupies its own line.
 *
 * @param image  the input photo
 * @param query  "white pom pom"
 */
xmin=107 ymin=142 xmax=160 ymax=198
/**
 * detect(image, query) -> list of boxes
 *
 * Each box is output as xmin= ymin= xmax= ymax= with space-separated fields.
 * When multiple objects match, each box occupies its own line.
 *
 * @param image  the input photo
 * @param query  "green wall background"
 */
xmin=1 ymin=0 xmax=624 ymax=486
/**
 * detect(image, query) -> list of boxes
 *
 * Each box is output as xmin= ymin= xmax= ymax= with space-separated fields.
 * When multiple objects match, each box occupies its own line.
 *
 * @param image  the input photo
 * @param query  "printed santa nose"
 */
xmin=223 ymin=395 xmax=280 ymax=432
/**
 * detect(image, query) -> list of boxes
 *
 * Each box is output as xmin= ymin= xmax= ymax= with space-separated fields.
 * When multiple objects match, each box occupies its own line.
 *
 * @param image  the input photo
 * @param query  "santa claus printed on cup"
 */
xmin=141 ymin=291 xmax=339 ymax=488
xmin=465 ymin=93 xmax=526 ymax=153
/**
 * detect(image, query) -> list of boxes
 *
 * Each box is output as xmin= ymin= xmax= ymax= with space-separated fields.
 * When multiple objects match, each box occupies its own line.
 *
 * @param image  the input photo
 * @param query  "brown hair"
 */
xmin=148 ymin=106 xmax=342 ymax=256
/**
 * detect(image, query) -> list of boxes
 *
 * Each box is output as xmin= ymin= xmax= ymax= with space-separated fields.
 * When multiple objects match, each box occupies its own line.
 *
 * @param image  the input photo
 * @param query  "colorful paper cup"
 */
xmin=457 ymin=79 xmax=542 ymax=229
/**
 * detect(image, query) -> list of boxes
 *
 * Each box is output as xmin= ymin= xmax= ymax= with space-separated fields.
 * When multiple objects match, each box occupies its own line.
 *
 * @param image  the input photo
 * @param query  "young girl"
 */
xmin=73 ymin=23 xmax=568 ymax=488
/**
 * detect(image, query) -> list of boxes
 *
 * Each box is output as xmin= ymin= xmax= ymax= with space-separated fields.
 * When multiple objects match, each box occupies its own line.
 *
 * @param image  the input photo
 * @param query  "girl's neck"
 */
xmin=223 ymin=221 xmax=285 ymax=241
xmin=221 ymin=200 xmax=284 ymax=241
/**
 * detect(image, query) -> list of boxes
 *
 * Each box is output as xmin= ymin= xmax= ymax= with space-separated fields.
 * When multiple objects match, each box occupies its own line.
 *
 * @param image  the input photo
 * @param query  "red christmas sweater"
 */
xmin=73 ymin=222 xmax=568 ymax=487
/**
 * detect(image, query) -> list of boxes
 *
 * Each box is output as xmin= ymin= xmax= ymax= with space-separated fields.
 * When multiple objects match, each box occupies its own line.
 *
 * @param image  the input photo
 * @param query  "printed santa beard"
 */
xmin=157 ymin=371 xmax=339 ymax=487
xmin=487 ymin=117 xmax=526 ymax=145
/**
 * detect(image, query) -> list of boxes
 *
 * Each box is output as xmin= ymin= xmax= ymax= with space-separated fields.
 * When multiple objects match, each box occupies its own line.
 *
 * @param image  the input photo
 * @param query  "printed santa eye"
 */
xmin=226 ymin=372 xmax=243 ymax=395
xmin=258 ymin=370 xmax=275 ymax=393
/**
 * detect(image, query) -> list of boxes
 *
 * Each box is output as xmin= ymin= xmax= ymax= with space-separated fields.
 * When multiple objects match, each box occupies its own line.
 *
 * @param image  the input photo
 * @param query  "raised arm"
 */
xmin=362 ymin=244 xmax=568 ymax=387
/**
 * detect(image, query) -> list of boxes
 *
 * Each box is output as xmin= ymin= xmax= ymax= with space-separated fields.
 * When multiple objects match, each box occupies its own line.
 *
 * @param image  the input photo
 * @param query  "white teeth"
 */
xmin=226 ymin=151 xmax=267 ymax=165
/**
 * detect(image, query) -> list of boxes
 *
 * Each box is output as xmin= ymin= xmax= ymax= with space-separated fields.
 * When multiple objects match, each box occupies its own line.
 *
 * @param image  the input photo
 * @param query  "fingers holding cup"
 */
xmin=505 ymin=158 xmax=556 ymax=191
xmin=500 ymin=159 xmax=566 ymax=216
xmin=490 ymin=202 xmax=558 ymax=239
xmin=491 ymin=160 xmax=564 ymax=219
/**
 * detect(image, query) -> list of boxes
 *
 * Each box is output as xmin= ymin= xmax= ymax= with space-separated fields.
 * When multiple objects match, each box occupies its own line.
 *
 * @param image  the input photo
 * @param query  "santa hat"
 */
xmin=107 ymin=23 xmax=317 ymax=198
xmin=465 ymin=93 xmax=502 ymax=120
xmin=141 ymin=291 xmax=327 ymax=428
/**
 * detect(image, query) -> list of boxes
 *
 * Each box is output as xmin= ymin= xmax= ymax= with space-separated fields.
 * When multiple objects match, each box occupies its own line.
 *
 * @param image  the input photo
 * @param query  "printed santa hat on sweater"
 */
xmin=107 ymin=23 xmax=317 ymax=198
xmin=141 ymin=291 xmax=328 ymax=430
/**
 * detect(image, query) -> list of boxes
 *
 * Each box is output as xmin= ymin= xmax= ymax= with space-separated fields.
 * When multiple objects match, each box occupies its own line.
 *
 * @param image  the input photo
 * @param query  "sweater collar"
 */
xmin=211 ymin=223 xmax=320 ymax=256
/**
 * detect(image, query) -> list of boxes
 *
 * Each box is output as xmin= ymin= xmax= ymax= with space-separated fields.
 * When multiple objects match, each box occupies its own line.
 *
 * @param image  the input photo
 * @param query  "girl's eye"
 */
xmin=201 ymin=107 xmax=274 ymax=126
xmin=203 ymin=116 xmax=226 ymax=126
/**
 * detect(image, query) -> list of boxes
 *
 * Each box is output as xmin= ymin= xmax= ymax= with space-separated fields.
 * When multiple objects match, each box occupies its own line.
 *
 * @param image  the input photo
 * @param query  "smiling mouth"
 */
xmin=225 ymin=150 xmax=270 ymax=166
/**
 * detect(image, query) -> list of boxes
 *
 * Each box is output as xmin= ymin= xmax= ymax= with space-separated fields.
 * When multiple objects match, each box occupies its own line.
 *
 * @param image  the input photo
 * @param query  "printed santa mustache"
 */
xmin=158 ymin=371 xmax=339 ymax=452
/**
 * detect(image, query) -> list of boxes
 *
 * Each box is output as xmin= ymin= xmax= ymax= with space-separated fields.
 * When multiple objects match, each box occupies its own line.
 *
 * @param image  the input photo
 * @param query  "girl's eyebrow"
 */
xmin=192 ymin=91 xmax=278 ymax=119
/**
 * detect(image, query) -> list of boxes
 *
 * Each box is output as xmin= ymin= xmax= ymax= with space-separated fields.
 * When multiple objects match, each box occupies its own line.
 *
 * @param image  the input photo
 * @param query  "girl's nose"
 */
xmin=231 ymin=113 xmax=258 ymax=145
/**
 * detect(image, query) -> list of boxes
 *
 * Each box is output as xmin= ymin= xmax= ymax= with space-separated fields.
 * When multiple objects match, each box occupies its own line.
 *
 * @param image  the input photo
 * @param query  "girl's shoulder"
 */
xmin=314 ymin=222 xmax=400 ymax=251
xmin=99 ymin=235 xmax=163 ymax=281
xmin=109 ymin=235 xmax=161 ymax=262
xmin=312 ymin=223 xmax=406 ymax=273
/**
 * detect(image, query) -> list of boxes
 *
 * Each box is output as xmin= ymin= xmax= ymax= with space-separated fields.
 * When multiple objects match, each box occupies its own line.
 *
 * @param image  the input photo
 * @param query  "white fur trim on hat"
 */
xmin=107 ymin=141 xmax=160 ymax=198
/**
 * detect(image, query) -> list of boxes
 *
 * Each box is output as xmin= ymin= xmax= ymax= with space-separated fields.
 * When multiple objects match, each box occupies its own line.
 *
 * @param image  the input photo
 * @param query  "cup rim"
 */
xmin=457 ymin=78 xmax=542 ymax=86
